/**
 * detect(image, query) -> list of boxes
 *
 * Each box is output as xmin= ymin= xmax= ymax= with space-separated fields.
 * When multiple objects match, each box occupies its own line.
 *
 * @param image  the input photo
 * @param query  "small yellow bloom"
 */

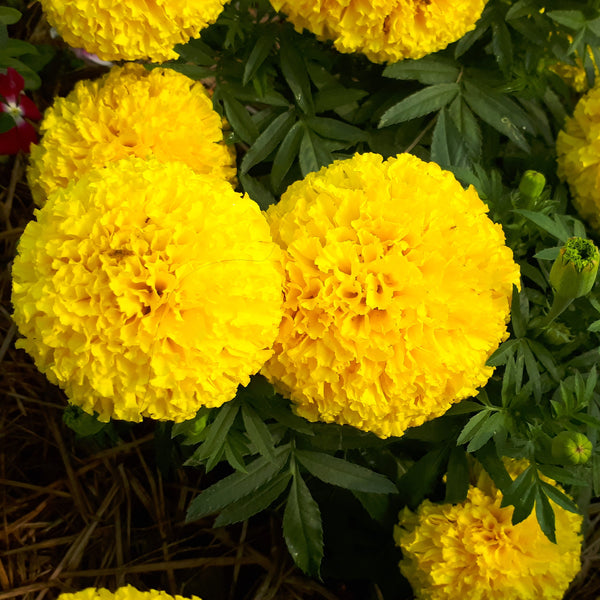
xmin=58 ymin=586 xmax=201 ymax=600
xmin=270 ymin=0 xmax=487 ymax=63
xmin=395 ymin=460 xmax=583 ymax=600
xmin=262 ymin=153 xmax=520 ymax=438
xmin=39 ymin=0 xmax=228 ymax=62
xmin=13 ymin=157 xmax=283 ymax=422
xmin=28 ymin=64 xmax=236 ymax=206
xmin=557 ymin=85 xmax=600 ymax=230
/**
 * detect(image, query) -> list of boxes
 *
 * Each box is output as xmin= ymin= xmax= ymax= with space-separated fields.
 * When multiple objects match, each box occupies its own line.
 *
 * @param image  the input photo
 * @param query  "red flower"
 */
xmin=0 ymin=67 xmax=41 ymax=154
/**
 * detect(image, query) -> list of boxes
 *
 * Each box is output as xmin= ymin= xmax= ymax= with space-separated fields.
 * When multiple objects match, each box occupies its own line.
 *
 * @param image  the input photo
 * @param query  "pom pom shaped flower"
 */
xmin=27 ymin=64 xmax=236 ymax=206
xmin=58 ymin=586 xmax=201 ymax=600
xmin=39 ymin=0 xmax=228 ymax=62
xmin=12 ymin=157 xmax=283 ymax=422
xmin=262 ymin=153 xmax=519 ymax=438
xmin=269 ymin=0 xmax=486 ymax=63
xmin=395 ymin=461 xmax=583 ymax=600
xmin=557 ymin=86 xmax=600 ymax=230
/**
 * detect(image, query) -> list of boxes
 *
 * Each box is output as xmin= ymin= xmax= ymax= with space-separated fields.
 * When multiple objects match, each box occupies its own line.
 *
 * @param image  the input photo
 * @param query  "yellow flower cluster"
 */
xmin=12 ymin=157 xmax=283 ymax=422
xmin=395 ymin=461 xmax=583 ymax=600
xmin=28 ymin=64 xmax=236 ymax=206
xmin=58 ymin=586 xmax=201 ymax=600
xmin=557 ymin=85 xmax=600 ymax=230
xmin=269 ymin=0 xmax=487 ymax=63
xmin=262 ymin=153 xmax=520 ymax=438
xmin=39 ymin=0 xmax=228 ymax=62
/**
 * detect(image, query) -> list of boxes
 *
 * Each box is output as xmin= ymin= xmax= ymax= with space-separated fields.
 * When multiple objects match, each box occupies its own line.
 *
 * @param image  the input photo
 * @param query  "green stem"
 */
xmin=540 ymin=294 xmax=574 ymax=328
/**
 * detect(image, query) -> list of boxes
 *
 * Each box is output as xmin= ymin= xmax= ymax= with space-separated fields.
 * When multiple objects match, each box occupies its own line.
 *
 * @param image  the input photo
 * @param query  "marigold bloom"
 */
xmin=12 ymin=157 xmax=283 ymax=422
xmin=262 ymin=153 xmax=519 ymax=438
xmin=0 ymin=67 xmax=41 ymax=154
xmin=270 ymin=0 xmax=486 ymax=63
xmin=395 ymin=461 xmax=583 ymax=600
xmin=39 ymin=0 xmax=228 ymax=62
xmin=58 ymin=586 xmax=201 ymax=600
xmin=557 ymin=86 xmax=600 ymax=230
xmin=28 ymin=64 xmax=236 ymax=206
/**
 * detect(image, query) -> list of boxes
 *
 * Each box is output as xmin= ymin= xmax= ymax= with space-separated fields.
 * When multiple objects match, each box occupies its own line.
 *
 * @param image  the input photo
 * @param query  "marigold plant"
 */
xmin=38 ymin=0 xmax=228 ymax=62
xmin=556 ymin=85 xmax=600 ymax=230
xmin=269 ymin=0 xmax=487 ymax=63
xmin=262 ymin=152 xmax=520 ymax=438
xmin=58 ymin=586 xmax=201 ymax=600
xmin=27 ymin=64 xmax=236 ymax=206
xmin=12 ymin=157 xmax=283 ymax=422
xmin=395 ymin=461 xmax=583 ymax=600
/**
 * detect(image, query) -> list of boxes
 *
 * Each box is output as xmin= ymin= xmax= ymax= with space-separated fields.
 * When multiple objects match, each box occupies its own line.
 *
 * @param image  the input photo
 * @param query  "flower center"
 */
xmin=2 ymin=100 xmax=23 ymax=123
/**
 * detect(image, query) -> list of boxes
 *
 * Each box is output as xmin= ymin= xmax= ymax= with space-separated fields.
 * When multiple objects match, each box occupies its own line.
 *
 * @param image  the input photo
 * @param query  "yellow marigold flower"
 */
xmin=27 ymin=64 xmax=236 ymax=206
xmin=262 ymin=153 xmax=520 ymax=438
xmin=269 ymin=0 xmax=487 ymax=63
xmin=39 ymin=0 xmax=228 ymax=62
xmin=12 ymin=157 xmax=283 ymax=422
xmin=58 ymin=586 xmax=201 ymax=600
xmin=395 ymin=460 xmax=583 ymax=600
xmin=556 ymin=85 xmax=600 ymax=230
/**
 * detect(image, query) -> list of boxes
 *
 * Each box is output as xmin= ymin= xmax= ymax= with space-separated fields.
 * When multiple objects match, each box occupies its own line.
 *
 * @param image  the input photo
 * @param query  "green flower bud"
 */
xmin=519 ymin=170 xmax=546 ymax=201
xmin=549 ymin=237 xmax=599 ymax=300
xmin=551 ymin=431 xmax=593 ymax=465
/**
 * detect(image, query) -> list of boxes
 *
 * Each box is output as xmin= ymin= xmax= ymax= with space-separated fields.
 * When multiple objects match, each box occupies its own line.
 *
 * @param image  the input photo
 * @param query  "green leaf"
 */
xmin=299 ymin=126 xmax=333 ymax=176
xmin=398 ymin=447 xmax=449 ymax=507
xmin=243 ymin=32 xmax=275 ymax=86
xmin=486 ymin=337 xmax=519 ymax=366
xmin=540 ymin=481 xmax=580 ymax=514
xmin=214 ymin=471 xmax=292 ymax=527
xmin=270 ymin=120 xmax=303 ymax=191
xmin=537 ymin=464 xmax=587 ymax=486
xmin=466 ymin=411 xmax=505 ymax=452
xmin=430 ymin=107 xmax=470 ymax=170
xmin=521 ymin=339 xmax=541 ymax=401
xmin=242 ymin=403 xmax=275 ymax=459
xmin=456 ymin=409 xmax=491 ymax=446
xmin=0 ymin=7 xmax=21 ymax=25
xmin=265 ymin=396 xmax=315 ymax=435
xmin=239 ymin=173 xmax=276 ymax=210
xmin=445 ymin=446 xmax=470 ymax=503
xmin=534 ymin=247 xmax=562 ymax=261
xmin=240 ymin=110 xmax=296 ymax=174
xmin=63 ymin=405 xmax=107 ymax=437
xmin=527 ymin=339 xmax=560 ymax=381
xmin=352 ymin=490 xmax=390 ymax=522
xmin=491 ymin=21 xmax=513 ymax=73
xmin=444 ymin=400 xmax=487 ymax=415
xmin=171 ymin=408 xmax=211 ymax=444
xmin=454 ymin=8 xmax=493 ymax=57
xmin=183 ymin=400 xmax=240 ymax=466
xmin=383 ymin=56 xmax=460 ymax=84
xmin=463 ymin=80 xmax=532 ymax=152
xmin=588 ymin=320 xmax=600 ymax=333
xmin=223 ymin=95 xmax=259 ymax=144
xmin=535 ymin=488 xmax=556 ymax=543
xmin=314 ymin=87 xmax=368 ymax=113
xmin=379 ymin=83 xmax=460 ymax=127
xmin=295 ymin=449 xmax=397 ymax=494
xmin=185 ymin=447 xmax=290 ymax=522
xmin=475 ymin=441 xmax=513 ymax=492
xmin=500 ymin=466 xmax=536 ymax=524
xmin=513 ymin=210 xmax=570 ymax=242
xmin=305 ymin=116 xmax=366 ymax=144
xmin=448 ymin=97 xmax=482 ymax=159
xmin=283 ymin=468 xmax=324 ymax=575
xmin=547 ymin=10 xmax=587 ymax=29
xmin=279 ymin=35 xmax=314 ymax=115
xmin=174 ymin=38 xmax=214 ymax=64
xmin=223 ymin=435 xmax=248 ymax=473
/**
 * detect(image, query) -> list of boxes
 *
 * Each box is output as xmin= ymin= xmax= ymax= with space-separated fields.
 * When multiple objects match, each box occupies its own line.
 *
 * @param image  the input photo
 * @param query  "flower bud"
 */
xmin=551 ymin=431 xmax=593 ymax=465
xmin=519 ymin=170 xmax=546 ymax=201
xmin=549 ymin=237 xmax=599 ymax=300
